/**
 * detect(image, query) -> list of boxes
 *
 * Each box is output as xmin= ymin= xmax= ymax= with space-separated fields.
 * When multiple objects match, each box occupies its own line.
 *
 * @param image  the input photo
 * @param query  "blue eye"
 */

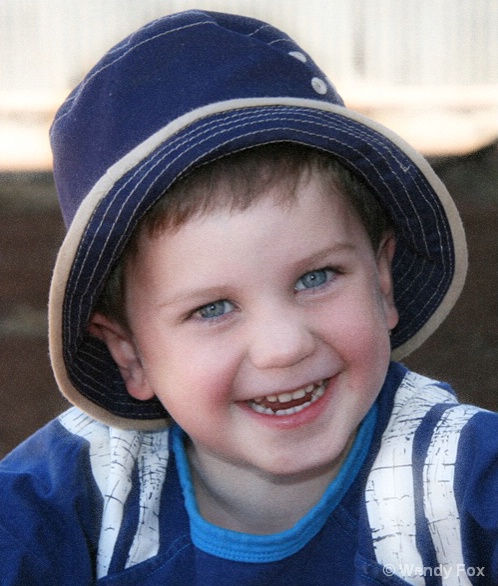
xmin=295 ymin=268 xmax=333 ymax=291
xmin=197 ymin=300 xmax=234 ymax=320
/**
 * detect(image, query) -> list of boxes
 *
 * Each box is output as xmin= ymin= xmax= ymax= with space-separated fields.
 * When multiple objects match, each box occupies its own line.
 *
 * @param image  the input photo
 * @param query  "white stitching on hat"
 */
xmin=53 ymin=19 xmax=215 ymax=127
xmin=343 ymin=118 xmax=451 ymax=267
xmin=247 ymin=23 xmax=272 ymax=37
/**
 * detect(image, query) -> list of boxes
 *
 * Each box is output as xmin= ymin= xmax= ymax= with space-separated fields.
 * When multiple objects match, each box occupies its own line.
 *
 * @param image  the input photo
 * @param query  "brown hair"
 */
xmin=94 ymin=143 xmax=392 ymax=327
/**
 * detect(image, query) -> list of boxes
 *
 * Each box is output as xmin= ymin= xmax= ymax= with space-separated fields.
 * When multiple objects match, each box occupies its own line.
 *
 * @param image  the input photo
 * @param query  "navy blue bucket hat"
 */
xmin=48 ymin=10 xmax=467 ymax=429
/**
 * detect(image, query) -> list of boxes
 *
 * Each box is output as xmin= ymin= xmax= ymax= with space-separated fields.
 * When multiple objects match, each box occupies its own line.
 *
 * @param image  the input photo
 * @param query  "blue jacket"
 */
xmin=1 ymin=362 xmax=497 ymax=585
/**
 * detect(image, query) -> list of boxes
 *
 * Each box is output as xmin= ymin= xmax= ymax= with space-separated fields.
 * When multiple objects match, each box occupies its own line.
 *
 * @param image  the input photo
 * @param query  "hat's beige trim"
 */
xmin=391 ymin=154 xmax=468 ymax=361
xmin=49 ymin=97 xmax=467 ymax=429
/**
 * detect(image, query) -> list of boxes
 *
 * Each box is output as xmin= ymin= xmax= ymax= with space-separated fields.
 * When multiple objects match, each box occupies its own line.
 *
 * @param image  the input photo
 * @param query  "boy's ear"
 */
xmin=88 ymin=312 xmax=155 ymax=401
xmin=376 ymin=233 xmax=399 ymax=331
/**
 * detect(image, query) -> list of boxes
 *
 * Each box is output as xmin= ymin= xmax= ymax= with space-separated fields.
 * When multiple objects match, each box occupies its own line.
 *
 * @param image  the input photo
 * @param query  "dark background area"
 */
xmin=0 ymin=142 xmax=497 ymax=458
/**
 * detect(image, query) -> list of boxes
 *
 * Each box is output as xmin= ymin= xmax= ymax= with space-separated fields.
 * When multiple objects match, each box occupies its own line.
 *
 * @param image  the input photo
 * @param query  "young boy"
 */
xmin=1 ymin=10 xmax=496 ymax=585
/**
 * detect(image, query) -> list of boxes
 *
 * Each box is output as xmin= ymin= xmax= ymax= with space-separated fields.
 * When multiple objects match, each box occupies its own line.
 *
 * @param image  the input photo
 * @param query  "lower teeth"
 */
xmin=249 ymin=383 xmax=326 ymax=416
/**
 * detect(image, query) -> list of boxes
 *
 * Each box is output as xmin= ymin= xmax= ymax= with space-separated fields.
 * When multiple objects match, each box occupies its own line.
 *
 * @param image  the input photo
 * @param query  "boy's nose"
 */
xmin=248 ymin=311 xmax=316 ymax=370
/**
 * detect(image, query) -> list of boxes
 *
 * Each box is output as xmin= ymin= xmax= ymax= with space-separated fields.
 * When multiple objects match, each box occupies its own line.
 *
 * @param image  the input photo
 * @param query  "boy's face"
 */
xmin=95 ymin=171 xmax=398 ymax=480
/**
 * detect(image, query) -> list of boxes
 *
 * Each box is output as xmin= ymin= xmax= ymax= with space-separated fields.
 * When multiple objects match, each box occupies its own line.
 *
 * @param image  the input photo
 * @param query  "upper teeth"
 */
xmin=248 ymin=380 xmax=327 ymax=416
xmin=256 ymin=382 xmax=317 ymax=404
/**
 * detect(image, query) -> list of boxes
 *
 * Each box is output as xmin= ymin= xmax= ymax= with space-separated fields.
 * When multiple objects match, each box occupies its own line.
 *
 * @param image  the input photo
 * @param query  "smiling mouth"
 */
xmin=246 ymin=379 xmax=329 ymax=416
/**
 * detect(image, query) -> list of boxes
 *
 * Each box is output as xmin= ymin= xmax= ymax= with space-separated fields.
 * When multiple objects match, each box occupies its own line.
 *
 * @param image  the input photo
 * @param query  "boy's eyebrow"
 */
xmin=158 ymin=242 xmax=357 ymax=309
xmin=296 ymin=242 xmax=356 ymax=268
xmin=285 ymin=242 xmax=359 ymax=279
xmin=159 ymin=285 xmax=230 ymax=308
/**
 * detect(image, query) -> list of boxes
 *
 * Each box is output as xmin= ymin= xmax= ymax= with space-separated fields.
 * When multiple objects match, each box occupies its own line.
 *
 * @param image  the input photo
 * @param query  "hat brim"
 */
xmin=49 ymin=97 xmax=467 ymax=429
